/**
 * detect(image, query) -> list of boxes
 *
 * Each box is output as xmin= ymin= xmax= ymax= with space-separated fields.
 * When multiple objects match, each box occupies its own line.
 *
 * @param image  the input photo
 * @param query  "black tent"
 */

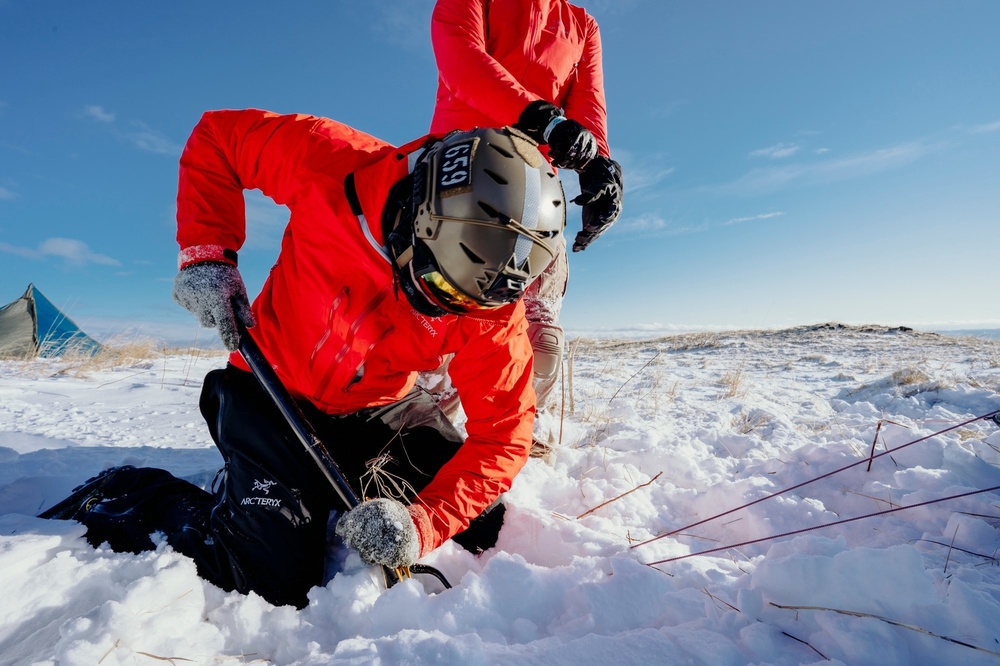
xmin=0 ymin=284 xmax=103 ymax=358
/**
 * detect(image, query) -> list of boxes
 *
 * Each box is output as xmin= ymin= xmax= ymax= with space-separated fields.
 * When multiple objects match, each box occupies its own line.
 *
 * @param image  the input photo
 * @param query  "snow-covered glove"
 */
xmin=172 ymin=262 xmax=255 ymax=351
xmin=335 ymin=498 xmax=420 ymax=569
xmin=515 ymin=100 xmax=598 ymax=171
xmin=572 ymin=155 xmax=624 ymax=252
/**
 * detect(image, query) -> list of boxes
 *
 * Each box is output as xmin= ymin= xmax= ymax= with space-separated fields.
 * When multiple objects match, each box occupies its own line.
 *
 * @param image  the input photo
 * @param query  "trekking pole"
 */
xmin=235 ymin=318 xmax=451 ymax=590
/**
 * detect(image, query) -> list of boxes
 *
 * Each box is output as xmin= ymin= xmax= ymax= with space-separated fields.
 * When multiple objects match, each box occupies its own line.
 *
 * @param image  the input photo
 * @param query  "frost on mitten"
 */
xmin=334 ymin=498 xmax=420 ymax=569
xmin=172 ymin=262 xmax=255 ymax=350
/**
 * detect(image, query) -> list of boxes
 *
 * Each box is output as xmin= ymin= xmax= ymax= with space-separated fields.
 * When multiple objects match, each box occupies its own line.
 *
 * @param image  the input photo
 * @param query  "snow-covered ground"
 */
xmin=3 ymin=324 xmax=1000 ymax=665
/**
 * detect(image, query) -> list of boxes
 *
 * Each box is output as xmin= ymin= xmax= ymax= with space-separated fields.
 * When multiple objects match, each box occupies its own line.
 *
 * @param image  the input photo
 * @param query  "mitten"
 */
xmin=335 ymin=498 xmax=421 ymax=569
xmin=172 ymin=262 xmax=255 ymax=350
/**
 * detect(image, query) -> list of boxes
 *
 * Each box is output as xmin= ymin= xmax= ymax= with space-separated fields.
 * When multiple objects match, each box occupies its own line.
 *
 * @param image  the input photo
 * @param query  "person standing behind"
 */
xmin=427 ymin=0 xmax=624 ymax=453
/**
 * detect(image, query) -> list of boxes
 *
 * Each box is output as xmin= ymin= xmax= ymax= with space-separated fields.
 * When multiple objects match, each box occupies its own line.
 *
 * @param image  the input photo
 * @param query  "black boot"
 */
xmin=38 ymin=465 xmax=138 ymax=521
xmin=41 ymin=465 xmax=212 ymax=555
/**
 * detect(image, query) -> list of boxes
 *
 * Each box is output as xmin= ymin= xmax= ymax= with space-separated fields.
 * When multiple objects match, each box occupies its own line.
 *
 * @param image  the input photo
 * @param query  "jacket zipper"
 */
xmin=317 ymin=285 xmax=394 ymax=391
xmin=310 ymin=288 xmax=349 ymax=366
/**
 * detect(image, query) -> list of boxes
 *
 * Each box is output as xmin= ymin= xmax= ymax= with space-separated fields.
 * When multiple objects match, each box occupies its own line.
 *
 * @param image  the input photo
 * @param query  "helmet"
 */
xmin=388 ymin=127 xmax=566 ymax=316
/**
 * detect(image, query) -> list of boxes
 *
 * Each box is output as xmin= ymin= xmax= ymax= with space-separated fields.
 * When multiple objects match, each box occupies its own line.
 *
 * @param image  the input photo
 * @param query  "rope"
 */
xmin=645 ymin=484 xmax=1000 ymax=566
xmin=632 ymin=409 xmax=1000 ymax=551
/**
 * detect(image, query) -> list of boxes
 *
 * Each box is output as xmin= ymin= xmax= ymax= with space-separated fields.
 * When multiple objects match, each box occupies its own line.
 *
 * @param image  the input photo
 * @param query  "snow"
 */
xmin=3 ymin=324 xmax=1000 ymax=665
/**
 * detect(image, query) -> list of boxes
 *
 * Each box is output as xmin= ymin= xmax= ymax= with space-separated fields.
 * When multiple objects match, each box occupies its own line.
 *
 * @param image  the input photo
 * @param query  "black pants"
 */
xmin=77 ymin=366 xmax=492 ymax=608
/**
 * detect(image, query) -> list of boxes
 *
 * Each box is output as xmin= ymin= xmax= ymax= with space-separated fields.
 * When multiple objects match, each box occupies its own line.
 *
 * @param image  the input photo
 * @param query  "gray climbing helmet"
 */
xmin=394 ymin=126 xmax=566 ymax=315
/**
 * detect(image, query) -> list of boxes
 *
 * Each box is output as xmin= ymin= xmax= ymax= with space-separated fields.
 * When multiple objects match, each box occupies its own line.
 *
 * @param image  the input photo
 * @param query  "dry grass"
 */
xmin=2 ymin=332 xmax=226 ymax=380
xmin=360 ymin=451 xmax=418 ymax=503
xmin=667 ymin=332 xmax=722 ymax=351
xmin=54 ymin=340 xmax=160 ymax=375
xmin=719 ymin=362 xmax=748 ymax=399
xmin=733 ymin=410 xmax=770 ymax=435
xmin=889 ymin=367 xmax=931 ymax=386
xmin=957 ymin=428 xmax=986 ymax=442
xmin=800 ymin=354 xmax=830 ymax=364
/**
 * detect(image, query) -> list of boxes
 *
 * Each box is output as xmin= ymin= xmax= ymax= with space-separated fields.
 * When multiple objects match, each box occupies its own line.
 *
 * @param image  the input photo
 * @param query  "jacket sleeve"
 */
xmin=562 ymin=14 xmax=610 ymax=157
xmin=176 ymin=109 xmax=378 ymax=267
xmin=430 ymin=0 xmax=538 ymax=126
xmin=408 ymin=313 xmax=535 ymax=553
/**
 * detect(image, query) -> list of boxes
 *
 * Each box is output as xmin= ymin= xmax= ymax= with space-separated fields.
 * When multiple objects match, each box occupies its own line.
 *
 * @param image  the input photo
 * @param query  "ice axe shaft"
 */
xmin=235 ymin=321 xmax=359 ymax=511
xmin=234 ymin=319 xmax=451 ymax=590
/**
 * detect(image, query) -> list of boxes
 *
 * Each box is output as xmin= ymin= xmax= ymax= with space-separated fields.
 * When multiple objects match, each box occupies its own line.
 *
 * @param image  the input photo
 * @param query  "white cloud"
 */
xmin=719 ymin=141 xmax=937 ymax=195
xmin=722 ymin=211 xmax=784 ymax=226
xmin=38 ymin=238 xmax=121 ymax=267
xmin=83 ymin=105 xmax=116 ymax=123
xmin=626 ymin=165 xmax=675 ymax=194
xmin=617 ymin=210 xmax=783 ymax=239
xmin=613 ymin=149 xmax=675 ymax=194
xmin=81 ymin=107 xmax=181 ymax=156
xmin=125 ymin=123 xmax=182 ymax=155
xmin=619 ymin=213 xmax=669 ymax=233
xmin=970 ymin=120 xmax=1000 ymax=134
xmin=0 ymin=186 xmax=16 ymax=200
xmin=750 ymin=143 xmax=801 ymax=159
xmin=0 ymin=241 xmax=36 ymax=259
xmin=0 ymin=237 xmax=121 ymax=268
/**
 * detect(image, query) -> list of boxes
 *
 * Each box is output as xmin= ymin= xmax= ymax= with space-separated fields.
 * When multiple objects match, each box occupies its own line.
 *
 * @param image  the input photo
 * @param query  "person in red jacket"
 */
xmin=40 ymin=109 xmax=566 ymax=608
xmin=425 ymin=0 xmax=624 ymax=453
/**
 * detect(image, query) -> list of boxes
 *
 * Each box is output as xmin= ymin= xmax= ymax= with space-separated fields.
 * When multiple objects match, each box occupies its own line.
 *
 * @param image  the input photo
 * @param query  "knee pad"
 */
xmin=528 ymin=322 xmax=564 ymax=383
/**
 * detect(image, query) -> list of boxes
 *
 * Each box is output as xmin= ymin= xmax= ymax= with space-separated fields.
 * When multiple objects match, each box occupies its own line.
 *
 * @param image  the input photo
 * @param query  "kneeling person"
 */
xmin=42 ymin=111 xmax=566 ymax=608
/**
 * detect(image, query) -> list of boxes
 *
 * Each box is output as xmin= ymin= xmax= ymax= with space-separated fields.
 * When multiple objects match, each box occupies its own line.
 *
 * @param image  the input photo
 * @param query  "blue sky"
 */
xmin=1 ymin=1 xmax=998 ymax=344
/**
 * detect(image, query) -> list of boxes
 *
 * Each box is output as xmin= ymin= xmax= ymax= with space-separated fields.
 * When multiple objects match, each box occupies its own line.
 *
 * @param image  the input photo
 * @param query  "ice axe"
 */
xmin=234 ymin=318 xmax=451 ymax=590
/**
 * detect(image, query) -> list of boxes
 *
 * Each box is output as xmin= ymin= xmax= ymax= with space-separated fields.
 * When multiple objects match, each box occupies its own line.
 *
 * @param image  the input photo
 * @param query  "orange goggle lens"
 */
xmin=418 ymin=270 xmax=500 ymax=314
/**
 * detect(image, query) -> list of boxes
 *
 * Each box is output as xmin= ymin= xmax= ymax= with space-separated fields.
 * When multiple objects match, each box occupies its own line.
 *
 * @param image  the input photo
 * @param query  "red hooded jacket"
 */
xmin=175 ymin=109 xmax=536 ymax=554
xmin=430 ymin=0 xmax=610 ymax=157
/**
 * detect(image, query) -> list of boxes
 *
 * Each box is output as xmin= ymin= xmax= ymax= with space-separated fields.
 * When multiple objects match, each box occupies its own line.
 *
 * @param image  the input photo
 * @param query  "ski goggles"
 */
xmin=414 ymin=267 xmax=501 ymax=315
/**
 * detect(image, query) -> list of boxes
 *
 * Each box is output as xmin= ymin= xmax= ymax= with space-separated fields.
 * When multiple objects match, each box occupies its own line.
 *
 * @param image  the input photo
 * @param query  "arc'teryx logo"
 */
xmin=253 ymin=479 xmax=277 ymax=494
xmin=241 ymin=478 xmax=282 ymax=508
xmin=410 ymin=308 xmax=438 ymax=337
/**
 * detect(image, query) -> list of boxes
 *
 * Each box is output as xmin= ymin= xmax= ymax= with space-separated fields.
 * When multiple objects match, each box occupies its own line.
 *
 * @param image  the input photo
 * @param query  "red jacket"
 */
xmin=176 ymin=109 xmax=535 ymax=553
xmin=431 ymin=0 xmax=610 ymax=157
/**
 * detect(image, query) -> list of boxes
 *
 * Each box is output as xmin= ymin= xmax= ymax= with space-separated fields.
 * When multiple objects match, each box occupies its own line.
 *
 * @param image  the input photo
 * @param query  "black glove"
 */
xmin=515 ymin=100 xmax=598 ymax=171
xmin=172 ymin=262 xmax=255 ymax=351
xmin=335 ymin=498 xmax=420 ymax=569
xmin=572 ymin=155 xmax=623 ymax=251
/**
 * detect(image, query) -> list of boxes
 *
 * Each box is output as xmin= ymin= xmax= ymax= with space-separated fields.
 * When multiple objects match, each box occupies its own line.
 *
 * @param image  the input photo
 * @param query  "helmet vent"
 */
xmin=488 ymin=143 xmax=514 ymax=159
xmin=478 ymin=202 xmax=500 ymax=218
xmin=484 ymin=169 xmax=508 ymax=185
xmin=459 ymin=243 xmax=487 ymax=264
